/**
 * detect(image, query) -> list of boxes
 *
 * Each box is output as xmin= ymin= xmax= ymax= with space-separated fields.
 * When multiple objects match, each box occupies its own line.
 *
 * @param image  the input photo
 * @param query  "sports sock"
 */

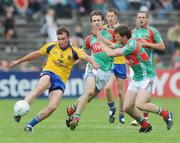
xmin=73 ymin=113 xmax=80 ymax=121
xmin=68 ymin=104 xmax=76 ymax=115
xmin=72 ymin=104 xmax=76 ymax=111
xmin=143 ymin=112 xmax=149 ymax=119
xmin=119 ymin=115 xmax=125 ymax=121
xmin=108 ymin=102 xmax=115 ymax=112
xmin=157 ymin=107 xmax=168 ymax=118
xmin=28 ymin=116 xmax=40 ymax=127
xmin=136 ymin=118 xmax=149 ymax=128
xmin=119 ymin=111 xmax=125 ymax=119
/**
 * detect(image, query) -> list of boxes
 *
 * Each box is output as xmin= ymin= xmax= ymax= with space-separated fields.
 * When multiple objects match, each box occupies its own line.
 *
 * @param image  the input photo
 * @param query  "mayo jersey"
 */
xmin=131 ymin=25 xmax=163 ymax=65
xmin=103 ymin=24 xmax=126 ymax=64
xmin=82 ymin=29 xmax=114 ymax=71
xmin=40 ymin=41 xmax=84 ymax=83
xmin=121 ymin=39 xmax=156 ymax=81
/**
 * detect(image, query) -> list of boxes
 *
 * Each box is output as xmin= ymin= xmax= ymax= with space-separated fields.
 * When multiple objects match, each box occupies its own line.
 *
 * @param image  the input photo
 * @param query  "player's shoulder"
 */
xmin=71 ymin=45 xmax=81 ymax=51
xmin=44 ymin=41 xmax=58 ymax=47
xmin=147 ymin=25 xmax=159 ymax=33
xmin=84 ymin=35 xmax=92 ymax=42
xmin=128 ymin=38 xmax=136 ymax=46
xmin=132 ymin=27 xmax=138 ymax=32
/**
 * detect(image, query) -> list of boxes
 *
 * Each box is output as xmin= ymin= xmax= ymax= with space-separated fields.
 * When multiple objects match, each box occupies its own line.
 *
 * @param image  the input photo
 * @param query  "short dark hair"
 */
xmin=137 ymin=11 xmax=148 ymax=18
xmin=106 ymin=7 xmax=119 ymax=16
xmin=114 ymin=24 xmax=131 ymax=39
xmin=89 ymin=10 xmax=104 ymax=22
xmin=56 ymin=26 xmax=70 ymax=36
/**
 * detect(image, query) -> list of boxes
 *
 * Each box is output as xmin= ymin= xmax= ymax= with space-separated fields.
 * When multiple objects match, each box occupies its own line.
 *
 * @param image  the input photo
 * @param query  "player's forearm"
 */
xmin=17 ymin=51 xmax=41 ymax=64
xmin=101 ymin=38 xmax=115 ymax=49
xmin=101 ymin=42 xmax=120 ymax=57
xmin=147 ymin=42 xmax=165 ymax=51
xmin=97 ymin=32 xmax=115 ymax=49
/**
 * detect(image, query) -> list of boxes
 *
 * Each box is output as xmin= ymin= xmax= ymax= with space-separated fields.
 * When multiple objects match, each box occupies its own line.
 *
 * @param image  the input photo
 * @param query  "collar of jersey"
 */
xmin=60 ymin=41 xmax=72 ymax=51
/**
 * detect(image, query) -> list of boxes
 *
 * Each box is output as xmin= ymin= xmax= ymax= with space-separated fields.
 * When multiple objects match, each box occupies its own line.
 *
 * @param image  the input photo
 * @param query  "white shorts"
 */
xmin=84 ymin=65 xmax=113 ymax=90
xmin=128 ymin=77 xmax=157 ymax=94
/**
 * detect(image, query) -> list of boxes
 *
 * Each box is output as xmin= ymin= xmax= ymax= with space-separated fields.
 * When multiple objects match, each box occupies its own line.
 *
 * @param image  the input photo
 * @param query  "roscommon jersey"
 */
xmin=40 ymin=41 xmax=84 ymax=83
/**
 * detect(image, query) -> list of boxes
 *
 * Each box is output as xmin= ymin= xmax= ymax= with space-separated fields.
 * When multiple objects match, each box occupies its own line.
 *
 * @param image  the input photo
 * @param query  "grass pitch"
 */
xmin=0 ymin=98 xmax=179 ymax=143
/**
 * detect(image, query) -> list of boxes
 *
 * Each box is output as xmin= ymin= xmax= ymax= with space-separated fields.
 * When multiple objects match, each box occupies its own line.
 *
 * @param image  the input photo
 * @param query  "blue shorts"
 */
xmin=40 ymin=71 xmax=65 ymax=93
xmin=113 ymin=64 xmax=127 ymax=79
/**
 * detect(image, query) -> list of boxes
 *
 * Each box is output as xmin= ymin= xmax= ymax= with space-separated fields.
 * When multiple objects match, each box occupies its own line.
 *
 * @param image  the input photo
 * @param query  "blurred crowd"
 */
xmin=0 ymin=0 xmax=179 ymax=71
xmin=0 ymin=0 xmax=179 ymax=19
xmin=112 ymin=0 xmax=179 ymax=19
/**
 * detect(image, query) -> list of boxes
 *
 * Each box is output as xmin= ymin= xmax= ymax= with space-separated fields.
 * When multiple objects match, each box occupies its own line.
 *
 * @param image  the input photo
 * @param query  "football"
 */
xmin=13 ymin=100 xmax=30 ymax=116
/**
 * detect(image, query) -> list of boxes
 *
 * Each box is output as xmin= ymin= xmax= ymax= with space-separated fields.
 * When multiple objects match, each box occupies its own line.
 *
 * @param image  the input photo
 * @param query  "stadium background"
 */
xmin=0 ymin=1 xmax=180 ymax=143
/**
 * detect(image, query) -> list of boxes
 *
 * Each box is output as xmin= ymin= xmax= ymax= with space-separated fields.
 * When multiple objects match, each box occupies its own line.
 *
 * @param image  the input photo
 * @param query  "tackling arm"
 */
xmin=100 ymin=41 xmax=123 ymax=57
xmin=96 ymin=31 xmax=116 ymax=49
xmin=81 ymin=52 xmax=99 ymax=69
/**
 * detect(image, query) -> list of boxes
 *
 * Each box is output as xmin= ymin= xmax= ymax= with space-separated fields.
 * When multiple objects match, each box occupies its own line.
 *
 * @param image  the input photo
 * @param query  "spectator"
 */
xmin=172 ymin=0 xmax=180 ymax=10
xmin=167 ymin=23 xmax=180 ymax=54
xmin=128 ymin=0 xmax=141 ymax=10
xmin=92 ymin=0 xmax=106 ymax=11
xmin=112 ymin=0 xmax=129 ymax=12
xmin=13 ymin=0 xmax=29 ymax=16
xmin=3 ymin=9 xmax=16 ymax=40
xmin=172 ymin=48 xmax=180 ymax=69
xmin=54 ymin=0 xmax=72 ymax=18
xmin=70 ymin=25 xmax=84 ymax=48
xmin=40 ymin=8 xmax=57 ymax=42
xmin=157 ymin=0 xmax=174 ymax=20
xmin=154 ymin=53 xmax=164 ymax=69
xmin=0 ymin=60 xmax=9 ymax=71
xmin=26 ymin=0 xmax=43 ymax=19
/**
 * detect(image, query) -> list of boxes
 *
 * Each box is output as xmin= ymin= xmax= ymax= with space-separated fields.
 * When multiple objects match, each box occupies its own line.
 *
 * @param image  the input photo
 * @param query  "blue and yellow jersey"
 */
xmin=103 ymin=24 xmax=126 ymax=64
xmin=39 ymin=41 xmax=84 ymax=83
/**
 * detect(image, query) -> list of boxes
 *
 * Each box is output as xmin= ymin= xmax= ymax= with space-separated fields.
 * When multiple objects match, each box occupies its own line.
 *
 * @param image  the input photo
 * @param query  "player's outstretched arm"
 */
xmin=82 ymin=53 xmax=99 ymax=69
xmin=8 ymin=50 xmax=41 ymax=68
xmin=100 ymin=41 xmax=122 ymax=57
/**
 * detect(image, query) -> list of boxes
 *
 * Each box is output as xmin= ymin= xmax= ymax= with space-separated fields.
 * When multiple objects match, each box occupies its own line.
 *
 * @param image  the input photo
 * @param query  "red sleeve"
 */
xmin=108 ymin=30 xmax=115 ymax=43
xmin=85 ymin=36 xmax=91 ymax=49
xmin=147 ymin=28 xmax=155 ymax=43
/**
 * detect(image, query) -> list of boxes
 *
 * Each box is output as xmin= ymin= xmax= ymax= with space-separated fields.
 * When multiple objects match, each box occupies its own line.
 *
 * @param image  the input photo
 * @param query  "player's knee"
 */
xmin=104 ymin=85 xmax=111 ymax=92
xmin=86 ymin=90 xmax=94 ymax=97
xmin=135 ymin=102 xmax=144 ymax=111
xmin=123 ymin=104 xmax=131 ymax=112
xmin=117 ymin=90 xmax=122 ymax=97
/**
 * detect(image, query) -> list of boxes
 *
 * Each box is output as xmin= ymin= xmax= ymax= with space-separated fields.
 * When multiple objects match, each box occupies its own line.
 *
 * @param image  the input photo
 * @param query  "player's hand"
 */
xmin=92 ymin=62 xmax=99 ymax=70
xmin=8 ymin=60 xmax=20 ymax=68
xmin=138 ymin=39 xmax=149 ymax=47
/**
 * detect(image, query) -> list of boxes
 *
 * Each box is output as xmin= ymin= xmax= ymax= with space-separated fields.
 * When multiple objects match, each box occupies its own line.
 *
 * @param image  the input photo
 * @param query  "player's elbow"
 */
xmin=161 ymin=44 xmax=165 ymax=51
xmin=158 ymin=43 xmax=165 ymax=51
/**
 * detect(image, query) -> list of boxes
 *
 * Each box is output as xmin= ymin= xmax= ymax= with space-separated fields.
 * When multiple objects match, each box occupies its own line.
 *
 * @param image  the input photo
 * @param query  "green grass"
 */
xmin=0 ymin=98 xmax=180 ymax=143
